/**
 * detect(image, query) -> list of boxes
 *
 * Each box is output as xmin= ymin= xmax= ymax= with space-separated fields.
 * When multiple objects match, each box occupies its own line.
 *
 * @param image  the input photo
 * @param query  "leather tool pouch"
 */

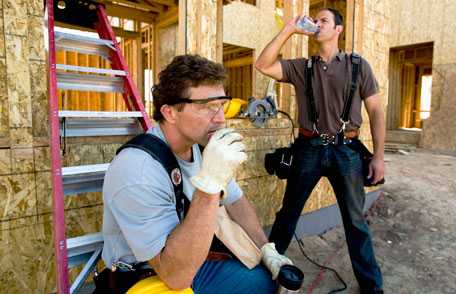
xmin=264 ymin=144 xmax=294 ymax=180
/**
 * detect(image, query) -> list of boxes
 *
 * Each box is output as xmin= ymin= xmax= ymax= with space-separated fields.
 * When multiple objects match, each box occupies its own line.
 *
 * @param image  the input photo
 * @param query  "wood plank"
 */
xmin=104 ymin=0 xmax=158 ymax=11
xmin=55 ymin=21 xmax=141 ymax=39
xmin=155 ymin=6 xmax=178 ymax=28
xmin=143 ymin=0 xmax=176 ymax=6
xmin=216 ymin=0 xmax=223 ymax=63
xmin=224 ymin=56 xmax=253 ymax=68
xmin=104 ymin=3 xmax=157 ymax=23
xmin=177 ymin=0 xmax=186 ymax=54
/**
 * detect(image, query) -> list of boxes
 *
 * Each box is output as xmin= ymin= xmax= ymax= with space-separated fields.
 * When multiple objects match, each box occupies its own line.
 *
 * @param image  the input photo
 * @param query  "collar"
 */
xmin=315 ymin=51 xmax=346 ymax=62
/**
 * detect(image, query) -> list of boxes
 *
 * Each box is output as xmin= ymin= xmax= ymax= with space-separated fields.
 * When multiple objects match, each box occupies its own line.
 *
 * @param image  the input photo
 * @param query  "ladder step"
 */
xmin=55 ymin=31 xmax=115 ymax=58
xmin=67 ymin=232 xmax=103 ymax=268
xmin=56 ymin=64 xmax=127 ymax=76
xmin=62 ymin=164 xmax=109 ymax=195
xmin=60 ymin=117 xmax=141 ymax=137
xmin=57 ymin=72 xmax=125 ymax=92
xmin=59 ymin=111 xmax=143 ymax=118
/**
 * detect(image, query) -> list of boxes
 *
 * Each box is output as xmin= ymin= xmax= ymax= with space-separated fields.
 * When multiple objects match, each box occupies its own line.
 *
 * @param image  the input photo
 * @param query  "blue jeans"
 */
xmin=192 ymin=259 xmax=277 ymax=294
xmin=269 ymin=136 xmax=383 ymax=292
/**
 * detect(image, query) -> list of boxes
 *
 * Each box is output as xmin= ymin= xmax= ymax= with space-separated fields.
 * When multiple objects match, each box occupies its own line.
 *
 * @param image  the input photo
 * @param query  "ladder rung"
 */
xmin=70 ymin=247 xmax=101 ymax=294
xmin=57 ymin=72 xmax=125 ymax=93
xmin=60 ymin=117 xmax=141 ymax=137
xmin=67 ymin=233 xmax=103 ymax=268
xmin=62 ymin=164 xmax=109 ymax=195
xmin=59 ymin=111 xmax=143 ymax=118
xmin=55 ymin=31 xmax=115 ymax=58
xmin=56 ymin=64 xmax=127 ymax=76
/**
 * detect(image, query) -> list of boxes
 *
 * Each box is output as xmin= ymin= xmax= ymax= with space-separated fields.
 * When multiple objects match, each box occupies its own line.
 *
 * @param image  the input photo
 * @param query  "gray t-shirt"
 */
xmin=102 ymin=125 xmax=243 ymax=268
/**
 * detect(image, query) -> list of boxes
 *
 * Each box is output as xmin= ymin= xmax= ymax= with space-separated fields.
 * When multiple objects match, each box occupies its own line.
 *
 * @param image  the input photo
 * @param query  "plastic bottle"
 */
xmin=296 ymin=16 xmax=319 ymax=34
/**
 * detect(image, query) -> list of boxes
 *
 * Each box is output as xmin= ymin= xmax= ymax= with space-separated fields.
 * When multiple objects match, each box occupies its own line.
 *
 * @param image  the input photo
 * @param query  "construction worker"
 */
xmin=99 ymin=54 xmax=292 ymax=293
xmin=255 ymin=8 xmax=385 ymax=293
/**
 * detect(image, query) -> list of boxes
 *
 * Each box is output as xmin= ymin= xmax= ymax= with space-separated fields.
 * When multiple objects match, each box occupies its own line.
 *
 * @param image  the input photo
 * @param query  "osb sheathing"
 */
xmin=157 ymin=24 xmax=178 ymax=77
xmin=183 ymin=0 xmax=218 ymax=60
xmin=357 ymin=0 xmax=390 ymax=153
xmin=388 ymin=0 xmax=456 ymax=151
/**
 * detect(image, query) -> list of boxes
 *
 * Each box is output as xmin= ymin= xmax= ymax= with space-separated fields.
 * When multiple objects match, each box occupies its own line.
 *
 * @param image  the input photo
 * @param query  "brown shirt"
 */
xmin=279 ymin=52 xmax=379 ymax=135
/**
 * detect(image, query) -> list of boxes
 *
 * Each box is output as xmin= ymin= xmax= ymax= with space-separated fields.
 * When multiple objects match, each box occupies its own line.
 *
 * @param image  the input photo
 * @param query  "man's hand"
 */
xmin=261 ymin=242 xmax=293 ymax=280
xmin=368 ymin=156 xmax=385 ymax=184
xmin=285 ymin=15 xmax=317 ymax=37
xmin=191 ymin=128 xmax=247 ymax=195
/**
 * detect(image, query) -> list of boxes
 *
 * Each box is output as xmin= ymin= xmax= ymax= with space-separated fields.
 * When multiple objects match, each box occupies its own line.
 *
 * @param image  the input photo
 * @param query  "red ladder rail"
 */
xmin=46 ymin=0 xmax=70 ymax=292
xmin=95 ymin=5 xmax=152 ymax=132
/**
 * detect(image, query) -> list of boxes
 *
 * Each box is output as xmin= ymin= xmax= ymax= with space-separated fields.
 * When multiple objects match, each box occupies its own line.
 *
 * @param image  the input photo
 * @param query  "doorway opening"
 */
xmin=386 ymin=42 xmax=433 ymax=145
xmin=388 ymin=43 xmax=434 ymax=130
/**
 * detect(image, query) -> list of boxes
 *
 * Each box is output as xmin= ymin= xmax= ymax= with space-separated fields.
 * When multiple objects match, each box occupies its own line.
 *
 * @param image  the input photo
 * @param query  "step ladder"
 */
xmin=46 ymin=1 xmax=152 ymax=293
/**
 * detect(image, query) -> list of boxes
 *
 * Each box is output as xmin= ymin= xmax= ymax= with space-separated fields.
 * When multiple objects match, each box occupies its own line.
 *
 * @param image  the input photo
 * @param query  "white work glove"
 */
xmin=261 ymin=242 xmax=293 ymax=280
xmin=191 ymin=128 xmax=247 ymax=195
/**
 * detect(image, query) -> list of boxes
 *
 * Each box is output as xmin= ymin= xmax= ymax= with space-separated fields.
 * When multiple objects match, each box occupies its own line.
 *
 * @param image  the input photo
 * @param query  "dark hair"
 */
xmin=152 ymin=54 xmax=227 ymax=122
xmin=321 ymin=8 xmax=343 ymax=26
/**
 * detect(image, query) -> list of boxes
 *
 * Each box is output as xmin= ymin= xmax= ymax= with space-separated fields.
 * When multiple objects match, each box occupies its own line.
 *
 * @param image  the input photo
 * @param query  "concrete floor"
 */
xmin=285 ymin=149 xmax=456 ymax=294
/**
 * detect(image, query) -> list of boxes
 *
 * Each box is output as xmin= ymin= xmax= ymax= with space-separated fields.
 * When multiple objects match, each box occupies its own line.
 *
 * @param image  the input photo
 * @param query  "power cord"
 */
xmin=277 ymin=110 xmax=296 ymax=141
xmin=294 ymin=233 xmax=347 ymax=294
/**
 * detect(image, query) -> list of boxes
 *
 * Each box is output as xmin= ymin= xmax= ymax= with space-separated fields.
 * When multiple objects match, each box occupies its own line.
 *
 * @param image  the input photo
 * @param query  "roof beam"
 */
xmin=108 ymin=0 xmax=157 ymax=11
xmin=104 ymin=3 xmax=157 ymax=23
xmin=143 ymin=0 xmax=176 ymax=7
xmin=155 ymin=6 xmax=178 ymax=28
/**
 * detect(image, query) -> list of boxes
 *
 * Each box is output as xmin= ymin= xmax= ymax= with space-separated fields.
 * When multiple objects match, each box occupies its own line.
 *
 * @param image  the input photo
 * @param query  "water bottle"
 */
xmin=296 ymin=16 xmax=319 ymax=34
xmin=277 ymin=264 xmax=304 ymax=293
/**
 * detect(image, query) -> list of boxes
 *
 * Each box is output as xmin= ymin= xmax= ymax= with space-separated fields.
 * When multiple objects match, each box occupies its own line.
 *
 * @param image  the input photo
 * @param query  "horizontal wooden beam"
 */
xmin=224 ymin=56 xmax=253 ymax=68
xmin=143 ymin=0 xmax=177 ymax=7
xmin=104 ymin=3 xmax=157 ymax=23
xmin=55 ymin=21 xmax=141 ymax=39
xmin=105 ymin=0 xmax=158 ymax=12
xmin=155 ymin=6 xmax=178 ymax=28
xmin=223 ymin=46 xmax=251 ymax=56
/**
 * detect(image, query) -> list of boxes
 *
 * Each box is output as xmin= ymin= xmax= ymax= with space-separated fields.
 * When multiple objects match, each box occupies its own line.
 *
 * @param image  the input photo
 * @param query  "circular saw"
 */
xmin=245 ymin=96 xmax=278 ymax=127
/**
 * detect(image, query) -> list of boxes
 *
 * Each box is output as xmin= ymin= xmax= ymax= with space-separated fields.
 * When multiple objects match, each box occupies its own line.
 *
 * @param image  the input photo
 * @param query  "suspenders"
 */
xmin=117 ymin=133 xmax=188 ymax=221
xmin=305 ymin=52 xmax=362 ymax=136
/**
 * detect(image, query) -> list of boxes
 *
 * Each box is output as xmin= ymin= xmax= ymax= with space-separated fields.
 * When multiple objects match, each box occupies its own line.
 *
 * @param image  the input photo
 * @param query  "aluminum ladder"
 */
xmin=46 ymin=1 xmax=152 ymax=293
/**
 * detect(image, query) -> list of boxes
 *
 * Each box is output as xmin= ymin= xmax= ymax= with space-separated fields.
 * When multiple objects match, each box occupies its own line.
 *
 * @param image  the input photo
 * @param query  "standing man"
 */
xmin=255 ymin=8 xmax=384 ymax=293
xmin=101 ymin=55 xmax=292 ymax=293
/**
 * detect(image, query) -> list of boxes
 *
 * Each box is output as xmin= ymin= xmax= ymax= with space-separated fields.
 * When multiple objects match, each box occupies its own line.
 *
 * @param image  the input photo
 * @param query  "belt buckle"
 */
xmin=112 ymin=261 xmax=135 ymax=272
xmin=320 ymin=133 xmax=335 ymax=145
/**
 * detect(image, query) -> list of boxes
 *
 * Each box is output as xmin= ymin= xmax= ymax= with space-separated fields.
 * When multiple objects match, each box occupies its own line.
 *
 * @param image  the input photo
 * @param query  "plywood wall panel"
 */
xmin=0 ymin=57 xmax=8 ymax=138
xmin=0 ymin=148 xmax=11 ymax=175
xmin=28 ymin=16 xmax=45 ymax=61
xmin=30 ymin=60 xmax=48 ymax=138
xmin=3 ymin=0 xmax=28 ymax=36
xmin=11 ymin=147 xmax=34 ymax=173
xmin=6 ymin=34 xmax=32 ymax=130
xmin=0 ymin=173 xmax=37 ymax=221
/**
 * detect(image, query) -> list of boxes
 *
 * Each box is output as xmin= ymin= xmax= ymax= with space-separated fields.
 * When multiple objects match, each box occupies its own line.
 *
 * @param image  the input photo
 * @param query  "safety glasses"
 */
xmin=169 ymin=95 xmax=232 ymax=117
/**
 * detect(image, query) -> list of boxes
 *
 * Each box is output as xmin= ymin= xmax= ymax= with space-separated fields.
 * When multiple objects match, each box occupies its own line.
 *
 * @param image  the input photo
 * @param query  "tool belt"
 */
xmin=94 ymin=251 xmax=231 ymax=293
xmin=299 ymin=128 xmax=359 ymax=146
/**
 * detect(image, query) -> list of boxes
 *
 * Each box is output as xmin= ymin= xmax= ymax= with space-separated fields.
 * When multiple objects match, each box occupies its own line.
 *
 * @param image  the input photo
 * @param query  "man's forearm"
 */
xmin=150 ymin=191 xmax=219 ymax=289
xmin=370 ymin=107 xmax=385 ymax=159
xmin=255 ymin=26 xmax=293 ymax=71
xmin=226 ymin=196 xmax=268 ymax=248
